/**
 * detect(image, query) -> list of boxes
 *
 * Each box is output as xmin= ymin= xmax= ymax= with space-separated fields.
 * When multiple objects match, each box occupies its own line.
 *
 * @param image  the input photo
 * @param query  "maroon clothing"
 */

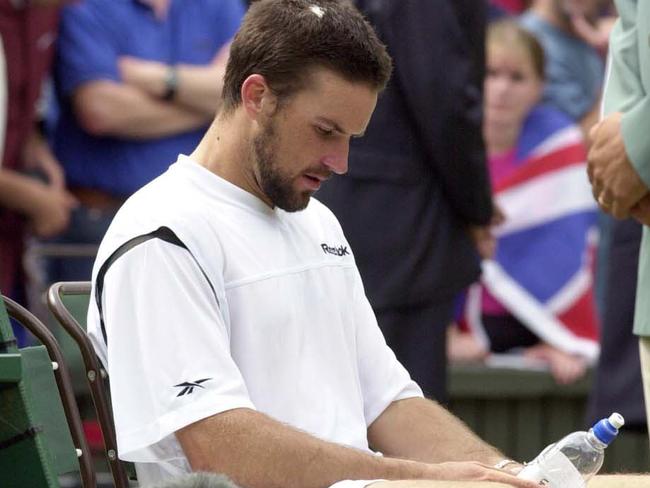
xmin=0 ymin=1 xmax=59 ymax=294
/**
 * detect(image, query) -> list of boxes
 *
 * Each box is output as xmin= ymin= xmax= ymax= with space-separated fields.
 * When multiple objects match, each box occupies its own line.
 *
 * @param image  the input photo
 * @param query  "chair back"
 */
xmin=48 ymin=281 xmax=132 ymax=488
xmin=0 ymin=294 xmax=95 ymax=488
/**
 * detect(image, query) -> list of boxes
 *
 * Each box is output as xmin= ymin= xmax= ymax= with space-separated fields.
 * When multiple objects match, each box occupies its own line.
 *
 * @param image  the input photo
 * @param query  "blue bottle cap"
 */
xmin=593 ymin=413 xmax=625 ymax=445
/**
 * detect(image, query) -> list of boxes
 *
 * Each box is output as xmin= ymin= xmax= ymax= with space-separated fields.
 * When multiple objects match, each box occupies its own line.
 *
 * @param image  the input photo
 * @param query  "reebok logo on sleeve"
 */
xmin=173 ymin=378 xmax=212 ymax=397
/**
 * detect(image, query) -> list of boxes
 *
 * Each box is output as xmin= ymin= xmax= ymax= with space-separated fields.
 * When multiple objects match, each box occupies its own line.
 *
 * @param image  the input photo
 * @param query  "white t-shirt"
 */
xmin=87 ymin=155 xmax=422 ymax=486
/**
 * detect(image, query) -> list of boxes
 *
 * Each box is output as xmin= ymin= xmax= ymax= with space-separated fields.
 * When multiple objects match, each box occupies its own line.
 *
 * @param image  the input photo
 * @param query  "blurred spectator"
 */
xmin=520 ymin=0 xmax=606 ymax=135
xmin=0 ymin=0 xmax=76 ymax=339
xmin=520 ymin=1 xmax=613 ymax=320
xmin=47 ymin=0 xmax=245 ymax=281
xmin=317 ymin=0 xmax=495 ymax=402
xmin=490 ymin=0 xmax=530 ymax=19
xmin=450 ymin=20 xmax=599 ymax=384
xmin=494 ymin=0 xmax=530 ymax=12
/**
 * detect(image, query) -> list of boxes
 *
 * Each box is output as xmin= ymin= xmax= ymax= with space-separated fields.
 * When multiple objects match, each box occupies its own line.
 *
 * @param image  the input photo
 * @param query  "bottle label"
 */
xmin=518 ymin=450 xmax=585 ymax=488
xmin=518 ymin=463 xmax=549 ymax=485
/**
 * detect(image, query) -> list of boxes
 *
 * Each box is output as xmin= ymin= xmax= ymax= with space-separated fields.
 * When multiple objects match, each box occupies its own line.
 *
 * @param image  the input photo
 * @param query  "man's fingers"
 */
xmin=588 ymin=119 xmax=602 ymax=144
xmin=597 ymin=196 xmax=609 ymax=213
xmin=487 ymin=469 xmax=540 ymax=488
xmin=491 ymin=204 xmax=506 ymax=226
xmin=630 ymin=195 xmax=650 ymax=226
xmin=586 ymin=142 xmax=605 ymax=185
xmin=586 ymin=161 xmax=594 ymax=184
xmin=608 ymin=197 xmax=633 ymax=219
xmin=592 ymin=183 xmax=604 ymax=206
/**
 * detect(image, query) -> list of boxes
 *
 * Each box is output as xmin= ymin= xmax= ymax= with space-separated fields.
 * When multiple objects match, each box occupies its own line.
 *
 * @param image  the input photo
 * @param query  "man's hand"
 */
xmin=630 ymin=193 xmax=650 ymax=227
xmin=17 ymin=130 xmax=77 ymax=237
xmin=22 ymin=130 xmax=66 ymax=189
xmin=368 ymin=461 xmax=538 ymax=488
xmin=468 ymin=204 xmax=505 ymax=259
xmin=26 ymin=179 xmax=77 ymax=238
xmin=468 ymin=226 xmax=496 ymax=259
xmin=587 ymin=112 xmax=649 ymax=218
xmin=374 ymin=474 xmax=650 ymax=488
xmin=424 ymin=461 xmax=535 ymax=487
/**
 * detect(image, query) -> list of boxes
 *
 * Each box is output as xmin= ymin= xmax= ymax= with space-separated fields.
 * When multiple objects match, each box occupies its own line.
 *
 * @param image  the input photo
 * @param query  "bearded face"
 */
xmin=252 ymin=116 xmax=317 ymax=212
xmin=243 ymin=68 xmax=379 ymax=212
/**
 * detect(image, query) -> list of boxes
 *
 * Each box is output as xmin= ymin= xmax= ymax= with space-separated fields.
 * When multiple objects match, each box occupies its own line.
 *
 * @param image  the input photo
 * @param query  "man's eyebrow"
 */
xmin=315 ymin=117 xmax=365 ymax=138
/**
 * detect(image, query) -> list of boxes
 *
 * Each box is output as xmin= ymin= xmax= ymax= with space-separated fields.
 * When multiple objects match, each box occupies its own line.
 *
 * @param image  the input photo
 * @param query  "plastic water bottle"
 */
xmin=517 ymin=412 xmax=624 ymax=487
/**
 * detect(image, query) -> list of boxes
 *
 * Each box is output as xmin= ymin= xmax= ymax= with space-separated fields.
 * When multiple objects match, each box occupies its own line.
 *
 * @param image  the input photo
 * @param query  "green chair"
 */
xmin=48 ymin=281 xmax=132 ymax=488
xmin=0 ymin=294 xmax=95 ymax=488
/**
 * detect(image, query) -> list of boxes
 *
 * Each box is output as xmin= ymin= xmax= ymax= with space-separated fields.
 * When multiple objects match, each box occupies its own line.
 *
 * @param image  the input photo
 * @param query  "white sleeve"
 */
xmin=101 ymin=238 xmax=255 ymax=461
xmin=352 ymin=271 xmax=423 ymax=426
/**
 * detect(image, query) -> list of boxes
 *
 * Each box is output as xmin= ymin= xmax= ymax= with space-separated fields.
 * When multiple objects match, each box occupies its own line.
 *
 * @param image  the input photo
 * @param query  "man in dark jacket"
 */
xmin=316 ymin=0 xmax=495 ymax=402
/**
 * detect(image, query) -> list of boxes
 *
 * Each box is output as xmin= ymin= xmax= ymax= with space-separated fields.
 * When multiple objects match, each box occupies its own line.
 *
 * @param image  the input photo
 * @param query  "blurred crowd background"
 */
xmin=0 ymin=0 xmax=645 ymax=451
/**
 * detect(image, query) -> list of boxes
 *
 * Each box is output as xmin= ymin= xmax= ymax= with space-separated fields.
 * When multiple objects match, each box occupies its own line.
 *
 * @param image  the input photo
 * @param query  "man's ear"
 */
xmin=241 ymin=74 xmax=277 ymax=120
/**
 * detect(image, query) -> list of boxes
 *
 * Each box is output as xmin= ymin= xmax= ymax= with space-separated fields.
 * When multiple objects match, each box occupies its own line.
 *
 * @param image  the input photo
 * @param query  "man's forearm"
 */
xmin=173 ymin=63 xmax=226 ymax=116
xmin=177 ymin=408 xmax=439 ymax=488
xmin=73 ymin=81 xmax=211 ymax=140
xmin=118 ymin=56 xmax=226 ymax=117
xmin=368 ymin=398 xmax=503 ymax=465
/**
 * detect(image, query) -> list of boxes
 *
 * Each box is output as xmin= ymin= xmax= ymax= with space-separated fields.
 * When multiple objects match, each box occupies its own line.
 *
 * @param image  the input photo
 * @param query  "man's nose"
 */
xmin=321 ymin=145 xmax=349 ymax=175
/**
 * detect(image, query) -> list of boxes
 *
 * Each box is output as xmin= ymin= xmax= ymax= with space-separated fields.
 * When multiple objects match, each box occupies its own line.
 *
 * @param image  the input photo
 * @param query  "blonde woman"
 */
xmin=453 ymin=20 xmax=600 ymax=384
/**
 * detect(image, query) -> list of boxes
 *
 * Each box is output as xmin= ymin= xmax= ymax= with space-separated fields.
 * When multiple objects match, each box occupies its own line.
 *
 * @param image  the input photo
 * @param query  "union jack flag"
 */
xmin=463 ymin=105 xmax=600 ymax=361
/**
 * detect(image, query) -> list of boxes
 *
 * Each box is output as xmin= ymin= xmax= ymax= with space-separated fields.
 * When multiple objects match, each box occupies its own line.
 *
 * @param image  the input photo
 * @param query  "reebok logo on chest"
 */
xmin=321 ymin=243 xmax=350 ymax=257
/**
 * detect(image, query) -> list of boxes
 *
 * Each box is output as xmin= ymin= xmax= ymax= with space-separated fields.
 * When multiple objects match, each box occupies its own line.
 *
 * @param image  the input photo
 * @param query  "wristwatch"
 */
xmin=494 ymin=459 xmax=520 ymax=471
xmin=162 ymin=66 xmax=178 ymax=101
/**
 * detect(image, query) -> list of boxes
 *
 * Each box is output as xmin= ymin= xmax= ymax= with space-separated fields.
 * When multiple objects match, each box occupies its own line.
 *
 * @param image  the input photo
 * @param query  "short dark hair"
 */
xmin=222 ymin=0 xmax=392 ymax=112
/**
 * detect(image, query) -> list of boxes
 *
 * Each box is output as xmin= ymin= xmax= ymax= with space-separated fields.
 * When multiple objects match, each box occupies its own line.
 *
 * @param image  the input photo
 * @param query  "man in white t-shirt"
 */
xmin=87 ymin=1 xmax=538 ymax=487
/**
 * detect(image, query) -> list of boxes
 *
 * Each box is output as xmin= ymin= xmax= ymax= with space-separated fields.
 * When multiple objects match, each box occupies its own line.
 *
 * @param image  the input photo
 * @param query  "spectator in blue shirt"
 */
xmin=47 ymin=0 xmax=245 ymax=281
xmin=520 ymin=0 xmax=605 ymax=134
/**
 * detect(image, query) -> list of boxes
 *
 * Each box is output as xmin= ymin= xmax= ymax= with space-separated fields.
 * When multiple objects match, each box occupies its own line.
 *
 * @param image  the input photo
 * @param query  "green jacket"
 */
xmin=606 ymin=0 xmax=650 ymax=336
